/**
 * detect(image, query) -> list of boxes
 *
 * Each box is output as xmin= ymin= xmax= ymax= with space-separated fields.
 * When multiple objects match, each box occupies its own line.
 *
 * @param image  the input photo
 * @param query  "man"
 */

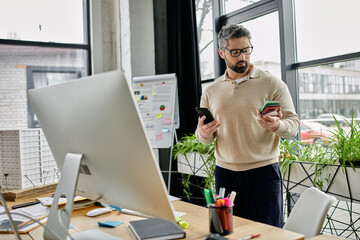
xmin=195 ymin=24 xmax=299 ymax=227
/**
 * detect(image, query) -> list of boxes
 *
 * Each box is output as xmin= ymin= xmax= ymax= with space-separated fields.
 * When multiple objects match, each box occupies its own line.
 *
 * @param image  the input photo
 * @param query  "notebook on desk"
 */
xmin=0 ymin=216 xmax=47 ymax=233
xmin=129 ymin=217 xmax=186 ymax=240
xmin=0 ymin=203 xmax=48 ymax=233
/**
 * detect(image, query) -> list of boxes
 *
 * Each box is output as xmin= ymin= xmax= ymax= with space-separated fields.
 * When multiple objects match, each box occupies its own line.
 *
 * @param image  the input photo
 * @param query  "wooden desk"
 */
xmin=1 ymin=196 xmax=304 ymax=240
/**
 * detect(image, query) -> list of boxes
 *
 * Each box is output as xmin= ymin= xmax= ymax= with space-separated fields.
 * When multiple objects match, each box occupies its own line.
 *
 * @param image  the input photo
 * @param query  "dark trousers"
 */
xmin=215 ymin=163 xmax=283 ymax=228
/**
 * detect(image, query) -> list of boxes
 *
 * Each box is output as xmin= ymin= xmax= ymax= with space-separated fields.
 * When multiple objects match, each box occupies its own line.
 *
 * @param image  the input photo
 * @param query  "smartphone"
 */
xmin=195 ymin=107 xmax=215 ymax=124
xmin=259 ymin=100 xmax=280 ymax=116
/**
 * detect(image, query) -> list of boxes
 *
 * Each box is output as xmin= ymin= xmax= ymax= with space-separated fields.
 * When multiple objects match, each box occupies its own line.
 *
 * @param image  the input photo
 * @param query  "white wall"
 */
xmin=129 ymin=0 xmax=155 ymax=77
xmin=90 ymin=0 xmax=159 ymax=160
xmin=90 ymin=0 xmax=119 ymax=74
xmin=90 ymin=0 xmax=155 ymax=80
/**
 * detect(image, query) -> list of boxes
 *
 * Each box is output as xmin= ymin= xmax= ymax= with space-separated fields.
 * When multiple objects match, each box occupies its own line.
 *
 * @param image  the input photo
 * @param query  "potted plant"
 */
xmin=280 ymin=114 xmax=360 ymax=239
xmin=329 ymin=113 xmax=360 ymax=168
xmin=172 ymin=134 xmax=216 ymax=199
xmin=280 ymin=146 xmax=360 ymax=238
xmin=279 ymin=138 xmax=335 ymax=190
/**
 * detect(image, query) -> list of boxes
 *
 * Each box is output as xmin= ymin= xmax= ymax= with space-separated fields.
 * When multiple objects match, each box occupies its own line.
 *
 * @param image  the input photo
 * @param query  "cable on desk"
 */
xmin=0 ymin=195 xmax=104 ymax=240
xmin=0 ymin=212 xmax=65 ymax=240
xmin=1 ymin=186 xmax=21 ymax=240
xmin=56 ymin=195 xmax=103 ymax=240
xmin=72 ymin=195 xmax=103 ymax=208
xmin=58 ymin=208 xmax=75 ymax=240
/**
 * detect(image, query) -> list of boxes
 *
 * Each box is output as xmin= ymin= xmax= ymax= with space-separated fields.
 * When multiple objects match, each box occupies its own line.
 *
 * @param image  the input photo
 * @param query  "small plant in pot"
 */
xmin=279 ymin=138 xmax=334 ymax=190
xmin=328 ymin=113 xmax=360 ymax=168
xmin=172 ymin=134 xmax=216 ymax=199
xmin=279 ymin=113 xmax=360 ymax=190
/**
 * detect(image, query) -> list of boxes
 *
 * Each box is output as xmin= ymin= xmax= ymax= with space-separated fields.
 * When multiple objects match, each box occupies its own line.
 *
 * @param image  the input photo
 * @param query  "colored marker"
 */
xmin=12 ymin=200 xmax=41 ymax=209
xmin=176 ymin=217 xmax=188 ymax=229
xmin=219 ymin=187 xmax=226 ymax=199
xmin=229 ymin=191 xmax=237 ymax=205
xmin=216 ymin=198 xmax=225 ymax=207
xmin=223 ymin=198 xmax=231 ymax=207
xmin=121 ymin=208 xmax=152 ymax=218
xmin=238 ymin=233 xmax=261 ymax=240
xmin=204 ymin=189 xmax=216 ymax=204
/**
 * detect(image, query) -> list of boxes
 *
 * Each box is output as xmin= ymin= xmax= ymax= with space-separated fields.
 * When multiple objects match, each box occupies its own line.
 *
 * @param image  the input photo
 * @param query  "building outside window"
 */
xmin=0 ymin=0 xmax=89 ymax=130
xmin=298 ymin=60 xmax=360 ymax=120
xmin=295 ymin=0 xmax=360 ymax=124
xmin=238 ymin=11 xmax=281 ymax=79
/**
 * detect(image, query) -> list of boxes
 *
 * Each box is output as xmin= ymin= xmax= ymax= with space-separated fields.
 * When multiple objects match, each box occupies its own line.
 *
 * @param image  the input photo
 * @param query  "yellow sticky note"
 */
xmin=136 ymin=97 xmax=140 ymax=101
xmin=153 ymin=92 xmax=156 ymax=96
xmin=156 ymin=113 xmax=163 ymax=119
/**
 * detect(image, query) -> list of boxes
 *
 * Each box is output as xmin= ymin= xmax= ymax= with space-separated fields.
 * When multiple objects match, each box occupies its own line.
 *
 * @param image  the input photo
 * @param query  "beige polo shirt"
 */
xmin=195 ymin=65 xmax=299 ymax=171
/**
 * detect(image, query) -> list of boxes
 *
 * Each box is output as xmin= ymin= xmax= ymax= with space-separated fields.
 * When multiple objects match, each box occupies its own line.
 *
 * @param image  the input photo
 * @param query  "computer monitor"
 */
xmin=28 ymin=70 xmax=176 ymax=239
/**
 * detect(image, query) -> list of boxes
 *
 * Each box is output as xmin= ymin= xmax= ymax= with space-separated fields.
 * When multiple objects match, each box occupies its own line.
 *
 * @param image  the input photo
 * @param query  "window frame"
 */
xmin=0 ymin=0 xmax=91 ymax=129
xmin=214 ymin=0 xmax=297 ymax=107
xmin=0 ymin=0 xmax=91 ymax=74
xmin=26 ymin=66 xmax=86 ymax=128
xmin=212 ymin=0 xmax=360 ymax=124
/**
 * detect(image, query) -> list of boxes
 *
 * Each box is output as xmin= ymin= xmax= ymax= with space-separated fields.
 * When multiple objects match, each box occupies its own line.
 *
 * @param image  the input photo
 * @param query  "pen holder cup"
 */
xmin=208 ymin=205 xmax=233 ymax=235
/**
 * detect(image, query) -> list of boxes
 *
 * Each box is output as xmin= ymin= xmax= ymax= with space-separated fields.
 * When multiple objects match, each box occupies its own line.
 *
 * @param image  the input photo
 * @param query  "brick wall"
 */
xmin=0 ymin=47 xmax=85 ymax=130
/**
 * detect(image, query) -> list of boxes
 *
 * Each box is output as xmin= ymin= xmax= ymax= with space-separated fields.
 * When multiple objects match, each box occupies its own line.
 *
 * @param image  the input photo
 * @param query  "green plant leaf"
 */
xmin=173 ymin=134 xmax=216 ymax=198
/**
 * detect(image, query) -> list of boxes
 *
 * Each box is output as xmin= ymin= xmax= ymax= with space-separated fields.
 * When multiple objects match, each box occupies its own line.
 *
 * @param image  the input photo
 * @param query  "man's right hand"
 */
xmin=198 ymin=116 xmax=221 ymax=139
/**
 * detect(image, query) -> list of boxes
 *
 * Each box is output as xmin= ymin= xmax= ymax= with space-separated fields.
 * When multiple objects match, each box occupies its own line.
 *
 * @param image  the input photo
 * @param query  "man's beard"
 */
xmin=229 ymin=60 xmax=249 ymax=74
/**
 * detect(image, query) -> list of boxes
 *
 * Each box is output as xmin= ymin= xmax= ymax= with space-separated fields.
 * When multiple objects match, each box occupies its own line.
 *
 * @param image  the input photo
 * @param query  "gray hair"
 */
xmin=217 ymin=24 xmax=252 ymax=49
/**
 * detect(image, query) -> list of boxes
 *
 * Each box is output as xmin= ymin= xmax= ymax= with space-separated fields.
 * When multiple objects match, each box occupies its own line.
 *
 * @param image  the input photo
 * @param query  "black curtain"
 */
xmin=167 ymin=0 xmax=202 ymax=138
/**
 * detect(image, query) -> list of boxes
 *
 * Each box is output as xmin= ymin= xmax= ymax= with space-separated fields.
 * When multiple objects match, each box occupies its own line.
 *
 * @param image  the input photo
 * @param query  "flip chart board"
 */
xmin=133 ymin=73 xmax=179 ymax=148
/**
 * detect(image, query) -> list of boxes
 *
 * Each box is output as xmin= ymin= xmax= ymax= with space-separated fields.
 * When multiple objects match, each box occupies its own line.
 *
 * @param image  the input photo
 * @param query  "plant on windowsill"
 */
xmin=279 ymin=113 xmax=360 ymax=202
xmin=172 ymin=134 xmax=216 ymax=199
xmin=329 ymin=113 xmax=360 ymax=168
xmin=280 ymin=114 xmax=360 ymax=239
xmin=279 ymin=138 xmax=335 ymax=190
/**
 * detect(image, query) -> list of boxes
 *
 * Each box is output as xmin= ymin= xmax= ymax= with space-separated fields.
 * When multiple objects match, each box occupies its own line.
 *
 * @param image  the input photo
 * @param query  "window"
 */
xmin=238 ymin=11 xmax=281 ymax=79
xmin=298 ymin=59 xmax=360 ymax=120
xmin=197 ymin=1 xmax=280 ymax=87
xmin=214 ymin=0 xmax=360 ymax=143
xmin=0 ymin=0 xmax=85 ymax=44
xmin=294 ymin=0 xmax=360 ymax=143
xmin=0 ymin=1 xmax=89 ymax=130
xmin=27 ymin=66 xmax=86 ymax=128
xmin=213 ymin=1 xmax=360 ymax=236
xmin=294 ymin=0 xmax=360 ymax=62
xmin=196 ymin=0 xmax=215 ymax=81
xmin=224 ymin=0 xmax=261 ymax=14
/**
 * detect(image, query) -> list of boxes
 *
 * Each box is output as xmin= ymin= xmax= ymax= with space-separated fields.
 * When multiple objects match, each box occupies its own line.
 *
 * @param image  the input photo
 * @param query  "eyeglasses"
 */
xmin=224 ymin=44 xmax=253 ymax=57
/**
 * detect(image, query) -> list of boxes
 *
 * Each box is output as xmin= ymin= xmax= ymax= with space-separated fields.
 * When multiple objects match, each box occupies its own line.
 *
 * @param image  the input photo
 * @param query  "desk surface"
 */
xmin=1 ymin=195 xmax=305 ymax=240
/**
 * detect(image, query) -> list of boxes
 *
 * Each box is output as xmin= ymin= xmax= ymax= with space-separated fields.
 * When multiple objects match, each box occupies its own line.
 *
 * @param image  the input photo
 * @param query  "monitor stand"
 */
xmin=44 ymin=153 xmax=122 ymax=240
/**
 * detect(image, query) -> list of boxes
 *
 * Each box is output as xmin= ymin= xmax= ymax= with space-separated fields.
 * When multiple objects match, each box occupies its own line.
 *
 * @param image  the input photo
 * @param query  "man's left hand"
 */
xmin=257 ymin=108 xmax=283 ymax=132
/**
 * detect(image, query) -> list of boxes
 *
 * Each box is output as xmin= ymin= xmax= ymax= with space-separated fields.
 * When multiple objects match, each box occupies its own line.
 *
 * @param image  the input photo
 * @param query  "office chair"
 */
xmin=283 ymin=187 xmax=336 ymax=239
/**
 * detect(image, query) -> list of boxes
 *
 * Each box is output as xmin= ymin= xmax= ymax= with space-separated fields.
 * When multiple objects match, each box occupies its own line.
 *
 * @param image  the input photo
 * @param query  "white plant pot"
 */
xmin=282 ymin=161 xmax=360 ymax=203
xmin=177 ymin=152 xmax=210 ymax=178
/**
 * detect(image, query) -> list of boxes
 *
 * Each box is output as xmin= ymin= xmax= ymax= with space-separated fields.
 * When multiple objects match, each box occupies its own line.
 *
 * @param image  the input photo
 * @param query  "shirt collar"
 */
xmin=220 ymin=64 xmax=261 ymax=82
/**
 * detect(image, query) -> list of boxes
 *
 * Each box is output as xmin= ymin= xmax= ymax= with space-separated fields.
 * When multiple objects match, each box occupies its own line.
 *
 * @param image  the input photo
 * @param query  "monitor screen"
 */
xmin=28 ymin=70 xmax=176 ymax=221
